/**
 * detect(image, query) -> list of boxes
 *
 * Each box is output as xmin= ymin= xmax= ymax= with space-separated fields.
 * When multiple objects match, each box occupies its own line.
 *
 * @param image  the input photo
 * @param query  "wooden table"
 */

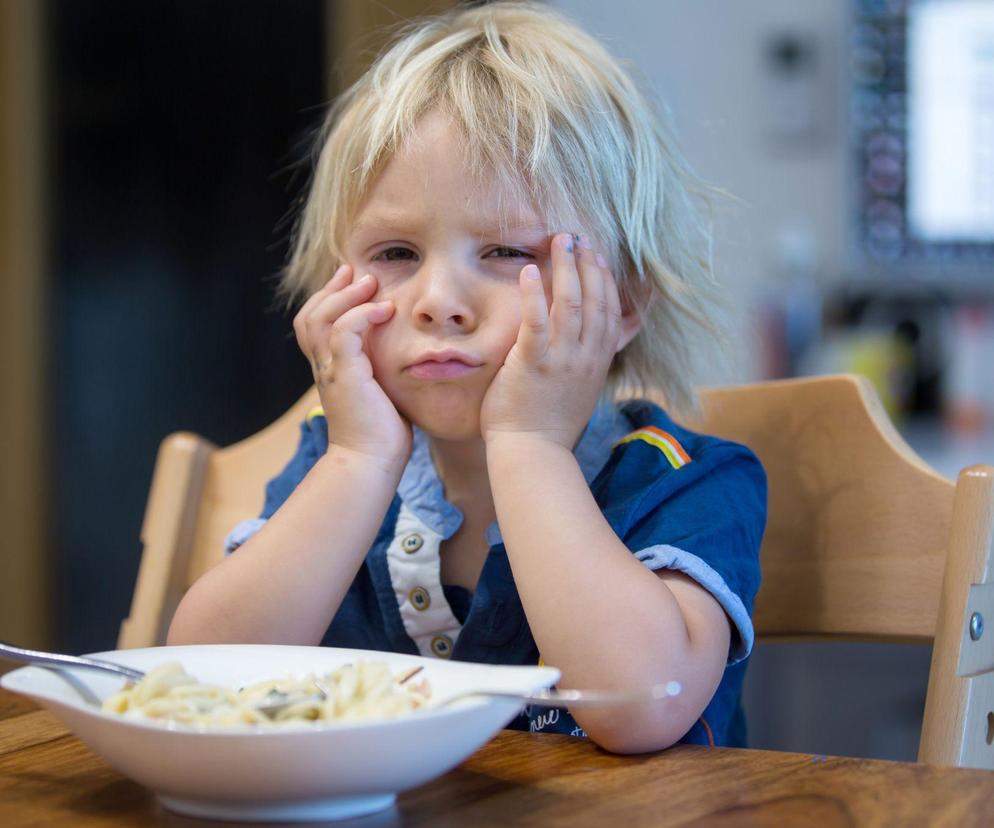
xmin=2 ymin=688 xmax=994 ymax=827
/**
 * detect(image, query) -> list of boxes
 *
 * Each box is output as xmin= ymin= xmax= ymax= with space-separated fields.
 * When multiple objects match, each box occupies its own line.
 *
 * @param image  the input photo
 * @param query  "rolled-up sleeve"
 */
xmin=223 ymin=414 xmax=327 ymax=555
xmin=600 ymin=431 xmax=766 ymax=665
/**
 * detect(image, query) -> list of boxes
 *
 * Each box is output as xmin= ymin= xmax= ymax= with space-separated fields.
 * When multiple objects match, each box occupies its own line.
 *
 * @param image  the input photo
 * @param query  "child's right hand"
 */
xmin=293 ymin=264 xmax=412 ymax=469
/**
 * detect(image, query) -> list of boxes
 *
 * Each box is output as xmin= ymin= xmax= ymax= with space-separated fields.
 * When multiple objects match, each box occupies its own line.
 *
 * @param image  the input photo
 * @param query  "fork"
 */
xmin=0 ymin=640 xmax=145 ymax=682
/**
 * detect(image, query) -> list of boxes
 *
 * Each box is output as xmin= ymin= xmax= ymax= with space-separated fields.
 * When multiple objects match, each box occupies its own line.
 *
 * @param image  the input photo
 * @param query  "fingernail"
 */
xmin=524 ymin=264 xmax=541 ymax=280
xmin=359 ymin=273 xmax=373 ymax=284
xmin=596 ymin=253 xmax=609 ymax=269
xmin=577 ymin=234 xmax=593 ymax=250
xmin=562 ymin=234 xmax=574 ymax=253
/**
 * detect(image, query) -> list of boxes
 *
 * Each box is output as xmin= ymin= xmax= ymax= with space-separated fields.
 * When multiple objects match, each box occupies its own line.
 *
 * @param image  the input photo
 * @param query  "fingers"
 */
xmin=298 ymin=263 xmax=354 ymax=319
xmin=292 ymin=264 xmax=354 ymax=351
xmin=546 ymin=232 xmax=619 ymax=352
xmin=550 ymin=233 xmax=584 ymax=342
xmin=294 ymin=268 xmax=378 ymax=360
xmin=515 ymin=264 xmax=550 ymax=361
xmin=327 ymin=301 xmax=395 ymax=366
xmin=308 ymin=273 xmax=378 ymax=336
xmin=307 ymin=297 xmax=394 ymax=388
xmin=291 ymin=265 xmax=397 ymax=391
xmin=575 ymin=234 xmax=608 ymax=347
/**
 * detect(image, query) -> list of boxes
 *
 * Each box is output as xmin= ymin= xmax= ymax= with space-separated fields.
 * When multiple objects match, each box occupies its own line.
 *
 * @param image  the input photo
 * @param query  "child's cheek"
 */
xmin=497 ymin=300 xmax=524 ymax=358
xmin=372 ymin=277 xmax=401 ymax=304
xmin=365 ymin=265 xmax=403 ymax=299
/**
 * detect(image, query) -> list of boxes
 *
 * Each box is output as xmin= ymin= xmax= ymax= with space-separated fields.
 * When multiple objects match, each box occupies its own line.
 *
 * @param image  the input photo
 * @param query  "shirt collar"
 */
xmin=396 ymin=426 xmax=464 ymax=539
xmin=398 ymin=401 xmax=632 ymax=544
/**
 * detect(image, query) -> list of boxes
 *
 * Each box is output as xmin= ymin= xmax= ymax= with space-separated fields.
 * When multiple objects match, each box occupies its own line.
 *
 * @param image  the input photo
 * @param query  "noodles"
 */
xmin=101 ymin=661 xmax=432 ymax=728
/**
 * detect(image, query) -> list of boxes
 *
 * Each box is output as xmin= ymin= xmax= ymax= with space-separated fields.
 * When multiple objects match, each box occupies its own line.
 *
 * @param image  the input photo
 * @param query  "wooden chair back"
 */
xmin=118 ymin=388 xmax=320 ymax=651
xmin=119 ymin=374 xmax=994 ymax=768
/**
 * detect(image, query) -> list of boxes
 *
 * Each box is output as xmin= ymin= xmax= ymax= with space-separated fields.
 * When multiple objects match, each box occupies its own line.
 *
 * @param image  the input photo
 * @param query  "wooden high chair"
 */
xmin=118 ymin=374 xmax=994 ymax=769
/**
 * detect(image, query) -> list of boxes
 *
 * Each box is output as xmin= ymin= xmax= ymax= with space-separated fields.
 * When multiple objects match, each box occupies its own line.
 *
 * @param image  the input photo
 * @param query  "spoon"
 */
xmin=254 ymin=677 xmax=682 ymax=717
xmin=0 ymin=640 xmax=682 ymax=717
xmin=434 ymin=681 xmax=682 ymax=710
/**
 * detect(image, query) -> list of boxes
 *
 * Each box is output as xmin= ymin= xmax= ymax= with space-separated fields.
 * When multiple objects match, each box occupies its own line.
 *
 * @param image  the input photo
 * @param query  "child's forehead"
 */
xmin=346 ymin=111 xmax=585 ymax=240
xmin=352 ymin=206 xmax=550 ymax=238
xmin=352 ymin=166 xmax=559 ymax=237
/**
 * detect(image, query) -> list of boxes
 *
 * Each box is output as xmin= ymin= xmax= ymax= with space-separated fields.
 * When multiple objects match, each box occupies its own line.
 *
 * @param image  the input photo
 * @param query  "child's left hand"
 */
xmin=480 ymin=233 xmax=622 ymax=450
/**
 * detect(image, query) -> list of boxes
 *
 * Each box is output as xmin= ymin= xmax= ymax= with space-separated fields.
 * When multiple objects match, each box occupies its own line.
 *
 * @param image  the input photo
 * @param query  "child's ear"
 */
xmin=615 ymin=308 xmax=642 ymax=354
xmin=614 ymin=276 xmax=651 ymax=354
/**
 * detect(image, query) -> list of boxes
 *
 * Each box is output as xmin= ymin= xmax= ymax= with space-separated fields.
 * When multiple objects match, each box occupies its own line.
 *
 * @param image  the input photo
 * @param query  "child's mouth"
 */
xmin=407 ymin=360 xmax=479 ymax=380
xmin=406 ymin=348 xmax=482 ymax=380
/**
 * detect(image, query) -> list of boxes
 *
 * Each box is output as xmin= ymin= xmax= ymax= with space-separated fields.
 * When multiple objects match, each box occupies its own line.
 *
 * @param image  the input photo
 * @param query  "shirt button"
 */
xmin=409 ymin=586 xmax=431 ymax=612
xmin=401 ymin=533 xmax=424 ymax=554
xmin=431 ymin=635 xmax=453 ymax=659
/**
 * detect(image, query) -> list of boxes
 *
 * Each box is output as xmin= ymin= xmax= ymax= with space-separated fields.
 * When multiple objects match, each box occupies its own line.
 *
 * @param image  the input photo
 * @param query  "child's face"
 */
xmin=341 ymin=111 xmax=561 ymax=442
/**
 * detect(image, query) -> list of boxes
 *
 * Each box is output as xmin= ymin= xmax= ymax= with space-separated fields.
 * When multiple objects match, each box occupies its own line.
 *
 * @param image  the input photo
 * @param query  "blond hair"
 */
xmin=284 ymin=1 xmax=722 ymax=413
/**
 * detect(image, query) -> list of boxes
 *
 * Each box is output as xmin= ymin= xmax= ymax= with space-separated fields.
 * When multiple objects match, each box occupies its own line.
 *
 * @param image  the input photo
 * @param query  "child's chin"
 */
xmin=399 ymin=387 xmax=484 ymax=442
xmin=402 ymin=403 xmax=482 ymax=442
xmin=410 ymin=415 xmax=482 ymax=443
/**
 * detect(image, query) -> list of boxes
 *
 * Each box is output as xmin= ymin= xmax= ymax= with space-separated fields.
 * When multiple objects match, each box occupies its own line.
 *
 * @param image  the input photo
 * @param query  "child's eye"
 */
xmin=372 ymin=247 xmax=418 ymax=263
xmin=486 ymin=246 xmax=533 ymax=259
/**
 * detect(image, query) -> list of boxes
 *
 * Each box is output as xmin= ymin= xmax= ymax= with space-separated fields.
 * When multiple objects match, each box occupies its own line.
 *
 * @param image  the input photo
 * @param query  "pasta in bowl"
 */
xmin=102 ymin=660 xmax=433 ymax=727
xmin=1 ymin=644 xmax=559 ymax=822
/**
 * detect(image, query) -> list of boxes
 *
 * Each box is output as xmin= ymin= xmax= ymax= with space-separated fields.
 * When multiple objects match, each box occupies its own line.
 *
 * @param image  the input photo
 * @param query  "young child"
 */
xmin=168 ymin=1 xmax=765 ymax=753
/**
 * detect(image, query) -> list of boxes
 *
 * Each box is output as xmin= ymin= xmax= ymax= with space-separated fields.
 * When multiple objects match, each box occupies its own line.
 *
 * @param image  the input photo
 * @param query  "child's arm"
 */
xmin=166 ymin=446 xmax=402 ymax=645
xmin=486 ymin=435 xmax=729 ymax=753
xmin=481 ymin=235 xmax=729 ymax=753
xmin=168 ymin=267 xmax=409 ymax=645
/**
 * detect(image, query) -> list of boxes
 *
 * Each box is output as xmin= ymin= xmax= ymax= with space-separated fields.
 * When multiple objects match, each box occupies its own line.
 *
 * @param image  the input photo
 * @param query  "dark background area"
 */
xmin=49 ymin=0 xmax=322 ymax=653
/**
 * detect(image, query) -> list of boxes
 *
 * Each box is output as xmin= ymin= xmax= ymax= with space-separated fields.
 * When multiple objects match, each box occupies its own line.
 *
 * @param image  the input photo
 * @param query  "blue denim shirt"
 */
xmin=225 ymin=399 xmax=766 ymax=746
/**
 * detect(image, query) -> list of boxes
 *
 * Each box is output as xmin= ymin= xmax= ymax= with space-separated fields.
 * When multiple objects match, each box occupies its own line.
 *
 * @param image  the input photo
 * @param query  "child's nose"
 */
xmin=411 ymin=264 xmax=476 ymax=330
xmin=416 ymin=308 xmax=467 ymax=327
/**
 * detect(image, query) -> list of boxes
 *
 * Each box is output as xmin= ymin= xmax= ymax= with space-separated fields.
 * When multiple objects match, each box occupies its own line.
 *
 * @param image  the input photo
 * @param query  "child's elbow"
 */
xmin=585 ymin=722 xmax=685 ymax=755
xmin=576 ymin=706 xmax=696 ymax=755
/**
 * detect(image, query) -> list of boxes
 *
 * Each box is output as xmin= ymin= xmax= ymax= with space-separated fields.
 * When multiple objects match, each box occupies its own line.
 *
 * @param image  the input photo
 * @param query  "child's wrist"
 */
xmin=484 ymin=430 xmax=576 ymax=456
xmin=320 ymin=442 xmax=408 ymax=480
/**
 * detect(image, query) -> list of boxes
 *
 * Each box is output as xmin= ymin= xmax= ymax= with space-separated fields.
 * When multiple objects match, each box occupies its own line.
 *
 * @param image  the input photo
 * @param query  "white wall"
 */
xmin=552 ymin=0 xmax=850 ymax=383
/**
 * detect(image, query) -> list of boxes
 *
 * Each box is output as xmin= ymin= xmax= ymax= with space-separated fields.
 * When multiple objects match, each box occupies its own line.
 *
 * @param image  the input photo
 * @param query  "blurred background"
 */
xmin=2 ymin=0 xmax=993 ymax=761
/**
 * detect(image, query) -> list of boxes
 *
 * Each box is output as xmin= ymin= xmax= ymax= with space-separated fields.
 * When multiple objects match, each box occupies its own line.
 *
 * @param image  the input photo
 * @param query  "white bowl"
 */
xmin=1 ymin=644 xmax=559 ymax=822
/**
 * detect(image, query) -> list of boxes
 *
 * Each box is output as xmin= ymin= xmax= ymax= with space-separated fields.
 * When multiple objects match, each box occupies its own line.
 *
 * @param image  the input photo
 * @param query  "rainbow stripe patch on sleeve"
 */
xmin=614 ymin=426 xmax=692 ymax=469
xmin=307 ymin=405 xmax=326 ymax=422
